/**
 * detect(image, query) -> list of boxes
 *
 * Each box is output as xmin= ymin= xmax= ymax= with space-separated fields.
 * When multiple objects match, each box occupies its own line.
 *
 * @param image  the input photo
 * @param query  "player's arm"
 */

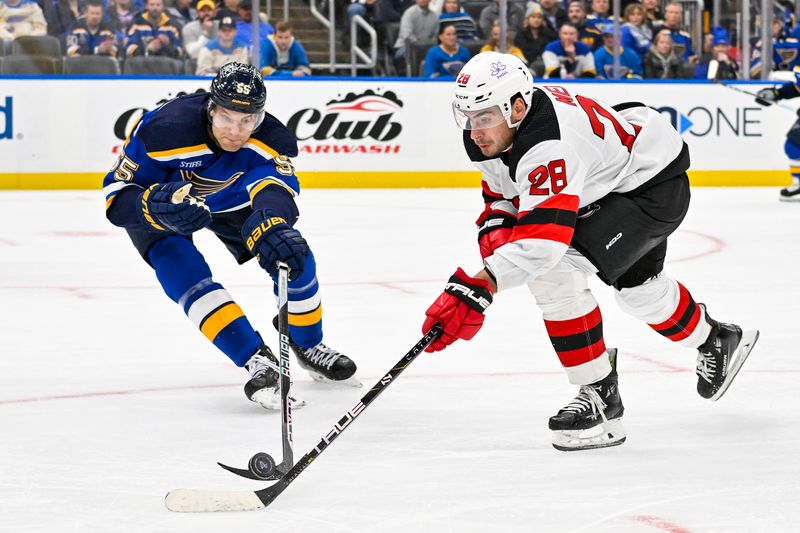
xmin=483 ymin=140 xmax=586 ymax=292
xmin=241 ymin=157 xmax=308 ymax=280
xmin=474 ymin=161 xmax=518 ymax=261
xmin=103 ymin=132 xmax=210 ymax=234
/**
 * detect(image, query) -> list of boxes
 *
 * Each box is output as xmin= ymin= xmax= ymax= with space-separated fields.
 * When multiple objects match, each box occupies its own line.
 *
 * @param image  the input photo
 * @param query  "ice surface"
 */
xmin=1 ymin=188 xmax=798 ymax=532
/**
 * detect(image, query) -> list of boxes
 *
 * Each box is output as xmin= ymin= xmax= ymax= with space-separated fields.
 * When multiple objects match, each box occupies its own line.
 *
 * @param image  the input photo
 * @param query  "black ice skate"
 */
xmin=779 ymin=178 xmax=800 ymax=202
xmin=549 ymin=348 xmax=626 ymax=451
xmin=244 ymin=344 xmax=306 ymax=409
xmin=273 ymin=317 xmax=362 ymax=387
xmin=696 ymin=305 xmax=759 ymax=401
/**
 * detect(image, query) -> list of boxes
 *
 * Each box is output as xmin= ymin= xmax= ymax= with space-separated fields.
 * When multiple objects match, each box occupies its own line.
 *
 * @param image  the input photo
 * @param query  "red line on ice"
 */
xmin=630 ymin=514 xmax=694 ymax=533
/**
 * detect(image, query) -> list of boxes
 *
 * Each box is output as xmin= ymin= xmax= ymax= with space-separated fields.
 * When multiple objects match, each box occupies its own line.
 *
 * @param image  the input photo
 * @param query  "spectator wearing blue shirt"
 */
xmin=438 ymin=0 xmax=479 ymax=41
xmin=236 ymin=0 xmax=273 ymax=47
xmin=66 ymin=0 xmax=118 ymax=56
xmin=260 ymin=20 xmax=311 ymax=77
xmin=653 ymin=2 xmax=695 ymax=62
xmin=620 ymin=3 xmax=652 ymax=60
xmin=423 ymin=22 xmax=471 ymax=78
xmin=125 ymin=0 xmax=183 ymax=58
xmin=542 ymin=22 xmax=597 ymax=78
xmin=594 ymin=29 xmax=643 ymax=78
xmin=694 ymin=27 xmax=738 ymax=80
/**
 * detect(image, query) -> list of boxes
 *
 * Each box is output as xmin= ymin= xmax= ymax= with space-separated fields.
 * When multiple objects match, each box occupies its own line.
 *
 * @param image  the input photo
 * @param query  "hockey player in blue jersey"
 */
xmin=102 ymin=62 xmax=360 ymax=409
xmin=756 ymin=65 xmax=800 ymax=201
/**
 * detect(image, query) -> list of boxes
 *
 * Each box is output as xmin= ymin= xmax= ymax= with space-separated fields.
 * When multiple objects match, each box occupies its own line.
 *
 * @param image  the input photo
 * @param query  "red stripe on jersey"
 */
xmin=648 ymin=282 xmax=701 ymax=341
xmin=554 ymin=338 xmax=607 ymax=368
xmin=543 ymin=306 xmax=603 ymax=337
xmin=481 ymin=180 xmax=504 ymax=200
xmin=509 ymin=222 xmax=574 ymax=245
xmin=536 ymin=193 xmax=580 ymax=213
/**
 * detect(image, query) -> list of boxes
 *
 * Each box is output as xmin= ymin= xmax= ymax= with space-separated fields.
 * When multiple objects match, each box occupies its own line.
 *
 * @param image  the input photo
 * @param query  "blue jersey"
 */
xmin=750 ymin=35 xmax=800 ymax=77
xmin=103 ymin=93 xmax=300 ymax=219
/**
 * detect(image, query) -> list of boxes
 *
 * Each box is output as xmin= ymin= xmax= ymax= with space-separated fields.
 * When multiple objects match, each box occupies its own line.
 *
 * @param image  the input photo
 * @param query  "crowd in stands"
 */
xmin=340 ymin=0 xmax=800 ymax=80
xmin=1 ymin=0 xmax=799 ymax=79
xmin=0 ymin=0 xmax=312 ymax=75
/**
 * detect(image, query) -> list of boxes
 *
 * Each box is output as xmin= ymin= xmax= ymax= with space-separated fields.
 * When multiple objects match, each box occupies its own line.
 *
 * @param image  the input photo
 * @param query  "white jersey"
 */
xmin=471 ymin=85 xmax=686 ymax=291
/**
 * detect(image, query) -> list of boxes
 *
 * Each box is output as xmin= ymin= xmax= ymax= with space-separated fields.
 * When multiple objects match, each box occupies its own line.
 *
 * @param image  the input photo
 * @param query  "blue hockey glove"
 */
xmin=242 ymin=209 xmax=309 ymax=280
xmin=136 ymin=182 xmax=212 ymax=235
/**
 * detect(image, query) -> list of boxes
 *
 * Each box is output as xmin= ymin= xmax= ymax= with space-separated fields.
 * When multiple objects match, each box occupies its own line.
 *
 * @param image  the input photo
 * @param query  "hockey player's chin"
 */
xmin=217 ymin=138 xmax=247 ymax=152
xmin=476 ymin=143 xmax=496 ymax=156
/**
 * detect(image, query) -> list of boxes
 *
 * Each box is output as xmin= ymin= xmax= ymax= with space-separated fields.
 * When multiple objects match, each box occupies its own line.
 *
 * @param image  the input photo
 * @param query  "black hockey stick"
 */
xmin=164 ymin=323 xmax=443 ymax=512
xmin=713 ymin=79 xmax=798 ymax=113
xmin=217 ymin=262 xmax=295 ymax=481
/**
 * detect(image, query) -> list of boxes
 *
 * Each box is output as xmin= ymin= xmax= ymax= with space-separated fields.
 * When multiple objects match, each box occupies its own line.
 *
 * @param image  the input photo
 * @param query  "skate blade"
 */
xmin=779 ymin=196 xmax=800 ymax=202
xmin=307 ymin=371 xmax=363 ymax=388
xmin=710 ymin=329 xmax=759 ymax=401
xmin=552 ymin=418 xmax=626 ymax=452
xmin=250 ymin=390 xmax=307 ymax=410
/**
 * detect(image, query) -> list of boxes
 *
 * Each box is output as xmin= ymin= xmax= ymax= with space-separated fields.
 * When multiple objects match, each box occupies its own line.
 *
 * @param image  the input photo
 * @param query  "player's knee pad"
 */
xmin=529 ymin=269 xmax=596 ymax=320
xmin=148 ymin=236 xmax=213 ymax=303
xmin=614 ymin=273 xmax=678 ymax=323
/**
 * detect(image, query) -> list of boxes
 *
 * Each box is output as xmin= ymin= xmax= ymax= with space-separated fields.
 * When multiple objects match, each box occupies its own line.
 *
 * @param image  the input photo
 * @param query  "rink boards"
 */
xmin=0 ymin=77 xmax=792 ymax=188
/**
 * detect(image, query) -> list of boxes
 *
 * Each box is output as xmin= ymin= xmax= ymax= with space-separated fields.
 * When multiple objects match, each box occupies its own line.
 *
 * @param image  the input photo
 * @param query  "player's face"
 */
xmin=460 ymin=107 xmax=513 ymax=156
xmin=210 ymin=107 xmax=259 ymax=151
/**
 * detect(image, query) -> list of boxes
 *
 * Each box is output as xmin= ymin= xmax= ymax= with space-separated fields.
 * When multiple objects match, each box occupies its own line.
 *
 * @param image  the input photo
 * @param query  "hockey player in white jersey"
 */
xmin=421 ymin=52 xmax=759 ymax=451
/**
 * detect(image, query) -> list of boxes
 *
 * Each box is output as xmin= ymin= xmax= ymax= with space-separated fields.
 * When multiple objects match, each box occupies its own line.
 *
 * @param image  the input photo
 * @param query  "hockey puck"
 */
xmin=248 ymin=452 xmax=276 ymax=479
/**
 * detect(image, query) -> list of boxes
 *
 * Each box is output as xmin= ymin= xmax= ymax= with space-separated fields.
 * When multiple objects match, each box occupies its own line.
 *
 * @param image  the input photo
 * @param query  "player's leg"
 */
xmin=780 ymin=137 xmax=800 ymax=201
xmin=129 ymin=229 xmax=282 ymax=409
xmin=608 ymin=173 xmax=759 ymax=400
xmin=529 ymin=258 xmax=625 ymax=451
xmin=210 ymin=209 xmax=359 ymax=386
xmin=272 ymin=250 xmax=360 ymax=386
xmin=614 ymin=263 xmax=759 ymax=401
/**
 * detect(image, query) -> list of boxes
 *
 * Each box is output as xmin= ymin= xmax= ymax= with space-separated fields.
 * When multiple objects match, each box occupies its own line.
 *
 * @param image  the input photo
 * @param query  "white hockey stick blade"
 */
xmin=710 ymin=329 xmax=759 ymax=401
xmin=165 ymin=489 xmax=265 ymax=512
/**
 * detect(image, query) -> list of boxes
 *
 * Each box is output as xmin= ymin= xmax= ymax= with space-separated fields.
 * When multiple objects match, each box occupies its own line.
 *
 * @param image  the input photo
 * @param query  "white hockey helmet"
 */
xmin=452 ymin=51 xmax=534 ymax=130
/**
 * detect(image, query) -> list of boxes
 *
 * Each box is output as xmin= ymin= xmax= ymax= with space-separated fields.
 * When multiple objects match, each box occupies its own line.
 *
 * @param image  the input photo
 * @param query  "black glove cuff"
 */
xmin=445 ymin=273 xmax=493 ymax=313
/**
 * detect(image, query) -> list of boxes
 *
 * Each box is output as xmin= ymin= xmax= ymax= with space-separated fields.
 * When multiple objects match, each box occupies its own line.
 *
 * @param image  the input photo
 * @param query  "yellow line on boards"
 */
xmin=0 ymin=170 xmax=792 ymax=190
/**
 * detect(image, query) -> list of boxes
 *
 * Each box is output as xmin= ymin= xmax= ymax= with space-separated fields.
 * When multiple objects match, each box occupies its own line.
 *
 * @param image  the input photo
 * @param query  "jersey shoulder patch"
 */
xmin=248 ymin=113 xmax=299 ymax=159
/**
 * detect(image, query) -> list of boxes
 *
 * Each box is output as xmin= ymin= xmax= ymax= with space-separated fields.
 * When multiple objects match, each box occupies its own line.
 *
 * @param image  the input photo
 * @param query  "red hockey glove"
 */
xmin=422 ymin=268 xmax=493 ymax=353
xmin=476 ymin=210 xmax=515 ymax=260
